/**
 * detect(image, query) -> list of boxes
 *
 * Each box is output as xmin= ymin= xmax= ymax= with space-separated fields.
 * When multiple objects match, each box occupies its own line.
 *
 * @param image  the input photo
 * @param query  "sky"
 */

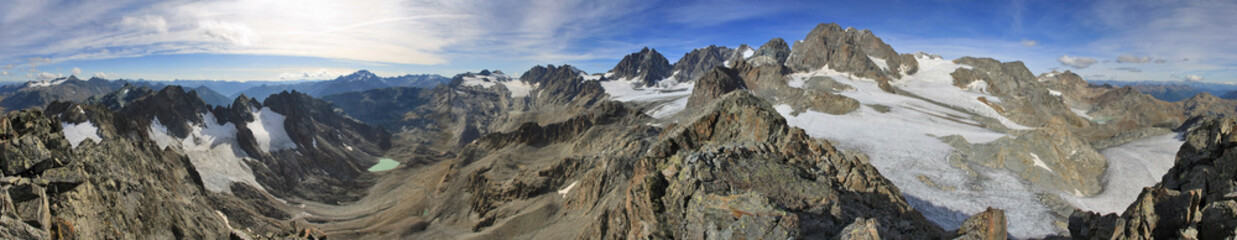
xmin=1 ymin=0 xmax=1234 ymax=83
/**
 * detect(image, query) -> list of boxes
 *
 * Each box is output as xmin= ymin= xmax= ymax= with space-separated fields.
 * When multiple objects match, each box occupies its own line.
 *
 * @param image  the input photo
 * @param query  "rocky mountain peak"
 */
xmin=748 ymin=37 xmax=791 ymax=67
xmin=671 ymin=45 xmax=735 ymax=84
xmin=519 ymin=64 xmax=582 ymax=86
xmin=608 ymin=47 xmax=673 ymax=87
xmin=120 ymin=86 xmax=212 ymax=138
xmin=343 ymin=69 xmax=378 ymax=81
xmin=520 ymin=64 xmax=606 ymax=107
xmin=786 ymin=23 xmax=917 ymax=93
xmin=686 ymin=66 xmax=747 ymax=109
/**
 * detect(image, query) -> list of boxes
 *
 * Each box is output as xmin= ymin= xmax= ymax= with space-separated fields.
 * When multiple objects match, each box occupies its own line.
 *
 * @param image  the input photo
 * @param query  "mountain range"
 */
xmin=2 ymin=22 xmax=1237 ymax=239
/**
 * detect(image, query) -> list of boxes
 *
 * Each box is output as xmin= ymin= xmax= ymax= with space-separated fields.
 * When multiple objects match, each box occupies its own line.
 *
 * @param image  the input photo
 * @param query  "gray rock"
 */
xmin=608 ymin=47 xmax=673 ymax=87
xmin=686 ymin=67 xmax=747 ymax=109
xmin=671 ymin=45 xmax=735 ymax=84
xmin=748 ymin=38 xmax=791 ymax=67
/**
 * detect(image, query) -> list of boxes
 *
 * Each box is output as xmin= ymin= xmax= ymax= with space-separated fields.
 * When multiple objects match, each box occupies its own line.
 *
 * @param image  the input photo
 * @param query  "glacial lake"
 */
xmin=367 ymin=158 xmax=400 ymax=172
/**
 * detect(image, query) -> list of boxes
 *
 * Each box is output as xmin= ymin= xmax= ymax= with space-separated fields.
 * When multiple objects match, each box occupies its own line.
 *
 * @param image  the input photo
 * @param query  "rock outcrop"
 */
xmin=955 ymin=208 xmax=1008 ymax=240
xmin=608 ymin=47 xmax=673 ymax=87
xmin=685 ymin=67 xmax=747 ymax=109
xmin=671 ymin=45 xmax=735 ymax=84
xmin=1070 ymin=116 xmax=1237 ymax=239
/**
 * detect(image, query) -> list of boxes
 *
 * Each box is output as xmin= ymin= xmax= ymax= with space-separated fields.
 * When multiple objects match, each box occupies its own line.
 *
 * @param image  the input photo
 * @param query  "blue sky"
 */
xmin=1 ymin=0 xmax=1234 ymax=83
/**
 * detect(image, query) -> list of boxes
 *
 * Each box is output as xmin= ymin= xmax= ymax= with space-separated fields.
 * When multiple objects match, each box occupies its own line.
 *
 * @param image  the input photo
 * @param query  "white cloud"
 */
xmin=36 ymin=72 xmax=62 ymax=81
xmin=1115 ymin=54 xmax=1153 ymax=63
xmin=3 ymin=65 xmax=11 ymax=70
xmin=197 ymin=20 xmax=256 ymax=46
xmin=1185 ymin=74 xmax=1203 ymax=81
xmin=1020 ymin=39 xmax=1038 ymax=47
xmin=1058 ymin=55 xmax=1098 ymax=69
xmin=121 ymin=15 xmax=169 ymax=34
xmin=93 ymin=72 xmax=108 ymax=79
xmin=72 ymin=67 xmax=82 ymax=76
xmin=1 ymin=71 xmax=8 ymax=76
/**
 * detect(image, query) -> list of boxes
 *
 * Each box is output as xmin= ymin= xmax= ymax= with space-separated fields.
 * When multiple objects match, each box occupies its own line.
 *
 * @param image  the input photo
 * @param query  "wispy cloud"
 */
xmin=1115 ymin=54 xmax=1160 ymax=64
xmin=1020 ymin=39 xmax=1038 ymax=47
xmin=1058 ymin=55 xmax=1097 ymax=69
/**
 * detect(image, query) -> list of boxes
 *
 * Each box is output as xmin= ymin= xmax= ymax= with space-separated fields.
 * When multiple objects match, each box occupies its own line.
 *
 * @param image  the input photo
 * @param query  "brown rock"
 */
xmin=955 ymin=207 xmax=1007 ymax=240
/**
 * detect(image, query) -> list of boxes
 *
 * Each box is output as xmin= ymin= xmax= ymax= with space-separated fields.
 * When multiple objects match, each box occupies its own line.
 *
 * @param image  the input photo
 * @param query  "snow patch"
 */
xmin=62 ymin=120 xmax=102 ymax=148
xmin=503 ymin=81 xmax=538 ymax=98
xmin=1070 ymin=107 xmax=1093 ymax=120
xmin=1047 ymin=89 xmax=1062 ymax=97
xmin=1030 ymin=153 xmax=1052 ymax=172
xmin=248 ymin=107 xmax=298 ymax=152
xmin=742 ymin=48 xmax=755 ymax=58
xmin=558 ymin=181 xmax=578 ymax=197
xmin=965 ymin=80 xmax=989 ymax=93
xmin=868 ymin=56 xmax=889 ymax=71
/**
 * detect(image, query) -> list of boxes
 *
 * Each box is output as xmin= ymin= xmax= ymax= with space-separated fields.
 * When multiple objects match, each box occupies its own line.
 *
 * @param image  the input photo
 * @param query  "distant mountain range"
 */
xmin=1091 ymin=80 xmax=1237 ymax=102
xmin=0 ymin=70 xmax=450 ymax=112
xmin=235 ymin=70 xmax=449 ymax=100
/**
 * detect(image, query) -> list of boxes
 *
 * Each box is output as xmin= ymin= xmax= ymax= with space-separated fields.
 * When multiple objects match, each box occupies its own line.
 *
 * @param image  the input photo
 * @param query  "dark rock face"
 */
xmin=84 ymin=84 xmax=155 ymax=110
xmin=520 ymin=64 xmax=606 ymax=108
xmin=671 ymin=45 xmax=735 ymax=84
xmin=686 ymin=67 xmax=747 ymax=109
xmin=255 ymin=91 xmax=392 ymax=199
xmin=786 ymin=23 xmax=917 ymax=93
xmin=1070 ymin=117 xmax=1237 ymax=239
xmin=748 ymin=38 xmax=791 ymax=67
xmin=190 ymin=86 xmax=233 ymax=106
xmin=608 ymin=47 xmax=673 ymax=87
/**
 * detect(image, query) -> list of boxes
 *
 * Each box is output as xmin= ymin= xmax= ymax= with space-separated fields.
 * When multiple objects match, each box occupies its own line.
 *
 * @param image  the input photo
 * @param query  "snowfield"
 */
xmin=601 ymin=78 xmax=693 ymax=118
xmin=461 ymin=73 xmax=540 ymax=98
xmin=249 ymin=107 xmax=298 ymax=152
xmin=148 ymin=113 xmax=265 ymax=193
xmin=772 ymin=58 xmax=1062 ymax=237
xmin=62 ymin=120 xmax=102 ymax=148
xmin=1064 ymin=133 xmax=1183 ymax=214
